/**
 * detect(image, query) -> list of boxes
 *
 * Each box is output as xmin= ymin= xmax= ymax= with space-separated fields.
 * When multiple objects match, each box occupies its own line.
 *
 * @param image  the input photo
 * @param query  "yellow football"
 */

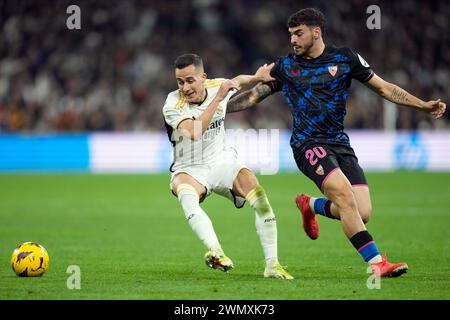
xmin=11 ymin=242 xmax=49 ymax=277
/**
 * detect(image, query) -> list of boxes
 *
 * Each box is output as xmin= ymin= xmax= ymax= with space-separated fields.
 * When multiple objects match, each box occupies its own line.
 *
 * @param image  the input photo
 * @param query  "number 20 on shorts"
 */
xmin=305 ymin=146 xmax=327 ymax=166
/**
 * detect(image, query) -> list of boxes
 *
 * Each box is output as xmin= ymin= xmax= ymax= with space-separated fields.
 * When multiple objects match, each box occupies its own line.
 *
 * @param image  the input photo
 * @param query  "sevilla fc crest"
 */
xmin=328 ymin=65 xmax=338 ymax=77
xmin=315 ymin=165 xmax=324 ymax=176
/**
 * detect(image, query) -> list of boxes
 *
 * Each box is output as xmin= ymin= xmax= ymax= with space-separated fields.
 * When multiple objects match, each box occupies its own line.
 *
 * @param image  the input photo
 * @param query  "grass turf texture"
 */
xmin=0 ymin=172 xmax=449 ymax=300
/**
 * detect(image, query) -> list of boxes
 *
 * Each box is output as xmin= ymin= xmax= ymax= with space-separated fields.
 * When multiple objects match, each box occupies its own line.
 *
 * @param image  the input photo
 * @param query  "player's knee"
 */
xmin=239 ymin=168 xmax=259 ymax=186
xmin=234 ymin=168 xmax=259 ymax=197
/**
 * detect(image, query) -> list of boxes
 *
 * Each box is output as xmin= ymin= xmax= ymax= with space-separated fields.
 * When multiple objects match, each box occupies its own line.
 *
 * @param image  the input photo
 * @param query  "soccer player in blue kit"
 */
xmin=227 ymin=8 xmax=446 ymax=277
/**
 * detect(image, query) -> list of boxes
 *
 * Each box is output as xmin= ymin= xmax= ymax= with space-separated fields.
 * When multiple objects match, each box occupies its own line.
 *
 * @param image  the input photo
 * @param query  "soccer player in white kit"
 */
xmin=163 ymin=54 xmax=293 ymax=279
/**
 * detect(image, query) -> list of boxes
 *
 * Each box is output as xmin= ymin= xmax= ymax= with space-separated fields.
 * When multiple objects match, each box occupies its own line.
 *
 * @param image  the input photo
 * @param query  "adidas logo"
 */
xmin=264 ymin=217 xmax=276 ymax=223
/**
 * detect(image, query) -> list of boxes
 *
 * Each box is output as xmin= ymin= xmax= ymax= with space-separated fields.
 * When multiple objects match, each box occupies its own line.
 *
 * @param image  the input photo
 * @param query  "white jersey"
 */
xmin=163 ymin=78 xmax=236 ymax=168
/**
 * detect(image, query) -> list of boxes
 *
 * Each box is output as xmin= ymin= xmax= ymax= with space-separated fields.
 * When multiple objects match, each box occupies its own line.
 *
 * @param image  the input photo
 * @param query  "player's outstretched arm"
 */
xmin=227 ymin=82 xmax=274 ymax=113
xmin=231 ymin=63 xmax=275 ymax=89
xmin=178 ymin=80 xmax=240 ymax=140
xmin=365 ymin=74 xmax=446 ymax=119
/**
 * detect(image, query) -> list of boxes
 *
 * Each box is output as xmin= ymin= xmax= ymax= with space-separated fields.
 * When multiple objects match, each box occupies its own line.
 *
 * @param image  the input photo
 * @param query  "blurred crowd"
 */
xmin=0 ymin=0 xmax=448 ymax=133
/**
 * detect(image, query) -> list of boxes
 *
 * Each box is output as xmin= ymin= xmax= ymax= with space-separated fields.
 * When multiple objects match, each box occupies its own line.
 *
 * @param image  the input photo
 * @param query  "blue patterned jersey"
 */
xmin=270 ymin=45 xmax=374 ymax=153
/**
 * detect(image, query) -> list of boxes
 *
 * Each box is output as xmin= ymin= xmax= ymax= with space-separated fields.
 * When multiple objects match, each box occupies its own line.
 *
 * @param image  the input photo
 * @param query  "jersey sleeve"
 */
xmin=162 ymin=92 xmax=192 ymax=129
xmin=347 ymin=49 xmax=374 ymax=83
xmin=268 ymin=58 xmax=284 ymax=92
xmin=205 ymin=78 xmax=233 ymax=114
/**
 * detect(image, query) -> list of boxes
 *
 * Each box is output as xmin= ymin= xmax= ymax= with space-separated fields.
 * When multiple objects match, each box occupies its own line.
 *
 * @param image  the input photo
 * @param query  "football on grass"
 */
xmin=11 ymin=242 xmax=49 ymax=277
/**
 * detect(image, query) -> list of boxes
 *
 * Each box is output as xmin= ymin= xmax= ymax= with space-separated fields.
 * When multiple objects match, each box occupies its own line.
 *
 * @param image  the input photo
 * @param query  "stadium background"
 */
xmin=0 ymin=0 xmax=449 ymax=301
xmin=0 ymin=0 xmax=448 ymax=172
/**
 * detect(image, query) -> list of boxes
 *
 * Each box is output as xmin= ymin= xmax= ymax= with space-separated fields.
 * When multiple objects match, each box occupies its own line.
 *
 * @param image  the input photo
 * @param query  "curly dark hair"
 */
xmin=287 ymin=8 xmax=326 ymax=36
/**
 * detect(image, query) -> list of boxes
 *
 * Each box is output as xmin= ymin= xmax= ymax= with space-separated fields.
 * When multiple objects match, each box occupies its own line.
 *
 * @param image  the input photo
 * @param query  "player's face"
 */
xmin=289 ymin=25 xmax=315 ymax=56
xmin=175 ymin=64 xmax=207 ymax=103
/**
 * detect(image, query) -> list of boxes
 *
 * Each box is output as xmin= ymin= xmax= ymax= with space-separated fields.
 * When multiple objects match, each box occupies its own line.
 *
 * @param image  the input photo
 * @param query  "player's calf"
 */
xmin=177 ymin=184 xmax=222 ymax=250
xmin=358 ymin=205 xmax=372 ymax=224
xmin=245 ymin=186 xmax=279 ymax=267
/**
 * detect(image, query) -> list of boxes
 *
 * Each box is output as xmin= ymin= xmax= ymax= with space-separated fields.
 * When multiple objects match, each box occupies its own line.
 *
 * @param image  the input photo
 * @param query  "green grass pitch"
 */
xmin=0 ymin=172 xmax=449 ymax=300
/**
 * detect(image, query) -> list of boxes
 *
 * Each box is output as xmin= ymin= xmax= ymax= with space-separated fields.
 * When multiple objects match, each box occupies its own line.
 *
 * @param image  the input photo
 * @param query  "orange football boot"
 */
xmin=370 ymin=255 xmax=408 ymax=277
xmin=295 ymin=194 xmax=319 ymax=240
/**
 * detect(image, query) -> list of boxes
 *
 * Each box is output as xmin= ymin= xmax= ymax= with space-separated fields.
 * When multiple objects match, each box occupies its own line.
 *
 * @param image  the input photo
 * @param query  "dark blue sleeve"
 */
xmin=268 ymin=57 xmax=284 ymax=91
xmin=266 ymin=80 xmax=281 ymax=93
xmin=346 ymin=49 xmax=374 ymax=83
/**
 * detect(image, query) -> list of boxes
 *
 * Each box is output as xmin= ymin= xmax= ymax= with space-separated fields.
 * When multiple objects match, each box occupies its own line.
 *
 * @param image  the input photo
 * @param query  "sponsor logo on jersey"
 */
xmin=208 ymin=117 xmax=224 ymax=130
xmin=357 ymin=53 xmax=370 ymax=68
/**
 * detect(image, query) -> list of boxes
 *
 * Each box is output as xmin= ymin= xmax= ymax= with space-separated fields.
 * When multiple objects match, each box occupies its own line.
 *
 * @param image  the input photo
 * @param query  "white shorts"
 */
xmin=170 ymin=147 xmax=248 ymax=199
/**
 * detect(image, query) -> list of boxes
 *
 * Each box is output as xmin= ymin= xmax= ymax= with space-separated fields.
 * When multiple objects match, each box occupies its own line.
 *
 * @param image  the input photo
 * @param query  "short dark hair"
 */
xmin=174 ymin=53 xmax=203 ymax=70
xmin=287 ymin=8 xmax=326 ymax=36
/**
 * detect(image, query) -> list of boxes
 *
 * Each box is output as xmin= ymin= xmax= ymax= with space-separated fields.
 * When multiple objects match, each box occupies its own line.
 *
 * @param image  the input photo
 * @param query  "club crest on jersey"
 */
xmin=315 ymin=165 xmax=324 ymax=176
xmin=328 ymin=65 xmax=338 ymax=77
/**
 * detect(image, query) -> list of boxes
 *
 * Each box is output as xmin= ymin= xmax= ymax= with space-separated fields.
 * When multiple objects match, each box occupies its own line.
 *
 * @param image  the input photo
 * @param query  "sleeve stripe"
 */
xmin=361 ymin=70 xmax=375 ymax=83
xmin=205 ymin=79 xmax=225 ymax=88
xmin=174 ymin=93 xmax=186 ymax=110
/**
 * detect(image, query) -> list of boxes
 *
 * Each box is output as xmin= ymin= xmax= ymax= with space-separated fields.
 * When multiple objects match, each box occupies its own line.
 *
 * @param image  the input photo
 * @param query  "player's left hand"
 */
xmin=422 ymin=99 xmax=446 ymax=119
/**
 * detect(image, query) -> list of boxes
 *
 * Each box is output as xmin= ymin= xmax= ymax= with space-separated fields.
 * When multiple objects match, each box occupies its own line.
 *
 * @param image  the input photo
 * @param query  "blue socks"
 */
xmin=350 ymin=230 xmax=380 ymax=262
xmin=312 ymin=198 xmax=339 ymax=220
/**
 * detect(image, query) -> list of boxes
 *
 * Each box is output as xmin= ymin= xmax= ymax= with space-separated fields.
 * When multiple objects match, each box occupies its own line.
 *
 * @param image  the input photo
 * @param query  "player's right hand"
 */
xmin=255 ymin=63 xmax=276 ymax=82
xmin=422 ymin=99 xmax=446 ymax=119
xmin=215 ymin=80 xmax=240 ymax=101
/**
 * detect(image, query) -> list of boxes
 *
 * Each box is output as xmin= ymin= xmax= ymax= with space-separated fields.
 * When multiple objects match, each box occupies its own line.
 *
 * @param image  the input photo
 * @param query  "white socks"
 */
xmin=368 ymin=254 xmax=383 ymax=264
xmin=176 ymin=183 xmax=280 ymax=269
xmin=246 ymin=186 xmax=279 ymax=268
xmin=309 ymin=197 xmax=317 ymax=213
xmin=177 ymin=184 xmax=221 ymax=251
